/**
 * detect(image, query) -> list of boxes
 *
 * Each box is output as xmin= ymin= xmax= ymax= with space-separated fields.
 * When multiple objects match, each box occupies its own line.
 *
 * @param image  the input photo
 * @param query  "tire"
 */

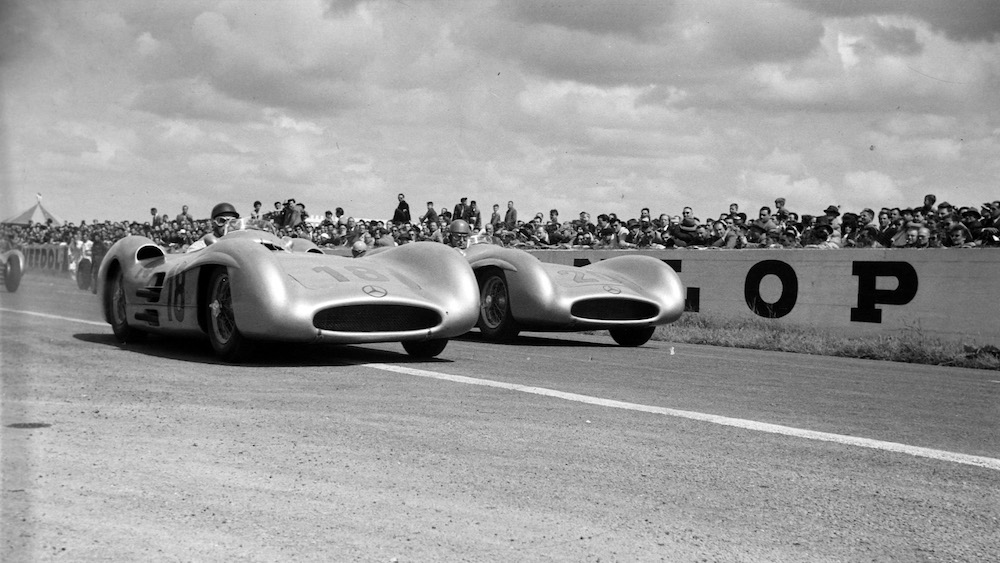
xmin=609 ymin=326 xmax=656 ymax=347
xmin=402 ymin=338 xmax=448 ymax=358
xmin=206 ymin=268 xmax=250 ymax=362
xmin=107 ymin=268 xmax=145 ymax=343
xmin=477 ymin=269 xmax=520 ymax=340
xmin=4 ymin=256 xmax=21 ymax=293
xmin=77 ymin=259 xmax=92 ymax=291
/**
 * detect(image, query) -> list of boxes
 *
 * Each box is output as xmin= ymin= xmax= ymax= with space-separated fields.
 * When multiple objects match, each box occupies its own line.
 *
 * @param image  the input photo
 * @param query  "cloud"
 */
xmin=789 ymin=0 xmax=1000 ymax=43
xmin=501 ymin=0 xmax=675 ymax=41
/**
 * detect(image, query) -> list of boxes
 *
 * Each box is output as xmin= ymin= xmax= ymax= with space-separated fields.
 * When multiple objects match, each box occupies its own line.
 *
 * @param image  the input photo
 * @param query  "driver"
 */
xmin=351 ymin=240 xmax=368 ymax=258
xmin=186 ymin=202 xmax=240 ymax=252
xmin=448 ymin=219 xmax=472 ymax=251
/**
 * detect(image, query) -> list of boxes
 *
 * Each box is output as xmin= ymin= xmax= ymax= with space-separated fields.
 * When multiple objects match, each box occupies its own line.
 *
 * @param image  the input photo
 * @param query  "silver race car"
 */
xmin=1 ymin=249 xmax=25 ymax=292
xmin=97 ymin=218 xmax=479 ymax=361
xmin=463 ymin=241 xmax=685 ymax=346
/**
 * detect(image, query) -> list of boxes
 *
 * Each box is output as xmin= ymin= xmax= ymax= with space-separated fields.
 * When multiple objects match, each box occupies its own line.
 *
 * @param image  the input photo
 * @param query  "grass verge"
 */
xmin=652 ymin=314 xmax=1000 ymax=371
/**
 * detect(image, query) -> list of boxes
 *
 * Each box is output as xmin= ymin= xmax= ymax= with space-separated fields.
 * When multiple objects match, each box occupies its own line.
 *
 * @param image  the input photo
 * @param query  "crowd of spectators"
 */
xmin=3 ymin=194 xmax=999 ymax=262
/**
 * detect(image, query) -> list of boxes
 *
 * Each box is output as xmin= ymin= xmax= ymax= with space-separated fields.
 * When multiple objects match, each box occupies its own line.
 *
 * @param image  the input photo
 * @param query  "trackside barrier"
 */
xmin=23 ymin=244 xmax=69 ymax=273
xmin=527 ymin=248 xmax=999 ymax=346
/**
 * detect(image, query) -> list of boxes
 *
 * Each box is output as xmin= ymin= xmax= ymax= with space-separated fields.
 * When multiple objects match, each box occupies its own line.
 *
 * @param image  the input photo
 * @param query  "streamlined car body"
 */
xmin=463 ymin=243 xmax=685 ymax=346
xmin=97 ymin=219 xmax=480 ymax=361
xmin=1 ymin=249 xmax=25 ymax=292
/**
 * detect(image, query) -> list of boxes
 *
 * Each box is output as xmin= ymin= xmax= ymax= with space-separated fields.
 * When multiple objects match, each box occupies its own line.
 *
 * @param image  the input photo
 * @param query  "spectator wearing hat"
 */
xmin=618 ymin=219 xmax=643 ymax=248
xmin=821 ymin=205 xmax=842 ymax=244
xmin=805 ymin=216 xmax=839 ymax=249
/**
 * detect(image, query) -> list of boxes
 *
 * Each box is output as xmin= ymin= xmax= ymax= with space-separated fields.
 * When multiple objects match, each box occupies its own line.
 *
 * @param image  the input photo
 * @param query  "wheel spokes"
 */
xmin=481 ymin=278 xmax=506 ymax=328
xmin=211 ymin=276 xmax=236 ymax=343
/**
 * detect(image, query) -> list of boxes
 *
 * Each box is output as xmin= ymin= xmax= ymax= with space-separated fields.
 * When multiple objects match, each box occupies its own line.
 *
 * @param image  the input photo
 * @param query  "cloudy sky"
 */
xmin=2 ymin=0 xmax=999 ymax=224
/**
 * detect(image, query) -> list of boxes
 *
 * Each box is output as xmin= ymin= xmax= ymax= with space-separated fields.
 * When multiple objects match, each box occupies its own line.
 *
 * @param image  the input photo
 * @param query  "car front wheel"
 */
xmin=402 ymin=338 xmax=448 ymax=358
xmin=207 ymin=268 xmax=250 ymax=362
xmin=609 ymin=326 xmax=655 ymax=347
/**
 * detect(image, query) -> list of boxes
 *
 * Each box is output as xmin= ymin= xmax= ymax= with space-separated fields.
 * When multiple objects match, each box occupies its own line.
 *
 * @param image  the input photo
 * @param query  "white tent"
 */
xmin=2 ymin=200 xmax=65 ymax=226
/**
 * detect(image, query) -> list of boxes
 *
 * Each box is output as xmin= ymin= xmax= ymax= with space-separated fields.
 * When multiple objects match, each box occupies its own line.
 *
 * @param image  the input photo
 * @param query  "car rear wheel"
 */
xmin=4 ymin=256 xmax=22 ymax=293
xmin=402 ymin=338 xmax=448 ymax=358
xmin=477 ymin=269 xmax=519 ymax=340
xmin=609 ymin=326 xmax=655 ymax=347
xmin=107 ymin=268 xmax=145 ymax=343
xmin=207 ymin=268 xmax=250 ymax=362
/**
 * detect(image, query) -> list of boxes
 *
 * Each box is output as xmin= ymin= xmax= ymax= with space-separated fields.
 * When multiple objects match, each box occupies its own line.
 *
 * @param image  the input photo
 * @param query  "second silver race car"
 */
xmin=463 ymin=242 xmax=685 ymax=346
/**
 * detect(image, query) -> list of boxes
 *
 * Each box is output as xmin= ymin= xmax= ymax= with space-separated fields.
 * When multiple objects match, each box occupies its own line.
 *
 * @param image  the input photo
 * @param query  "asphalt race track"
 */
xmin=2 ymin=273 xmax=998 ymax=562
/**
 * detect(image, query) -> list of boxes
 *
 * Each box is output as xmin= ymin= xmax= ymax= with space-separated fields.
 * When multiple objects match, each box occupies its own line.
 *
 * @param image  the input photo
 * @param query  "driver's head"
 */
xmin=351 ymin=240 xmax=367 ymax=257
xmin=448 ymin=219 xmax=471 ymax=249
xmin=210 ymin=202 xmax=240 ymax=236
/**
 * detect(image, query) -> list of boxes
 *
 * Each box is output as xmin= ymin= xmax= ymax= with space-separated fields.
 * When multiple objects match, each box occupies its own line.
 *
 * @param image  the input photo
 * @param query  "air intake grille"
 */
xmin=314 ymin=305 xmax=441 ymax=332
xmin=571 ymin=298 xmax=658 ymax=321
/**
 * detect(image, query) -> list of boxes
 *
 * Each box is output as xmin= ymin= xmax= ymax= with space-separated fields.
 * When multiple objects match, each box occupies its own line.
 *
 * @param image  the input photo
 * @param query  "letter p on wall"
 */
xmin=851 ymin=262 xmax=919 ymax=323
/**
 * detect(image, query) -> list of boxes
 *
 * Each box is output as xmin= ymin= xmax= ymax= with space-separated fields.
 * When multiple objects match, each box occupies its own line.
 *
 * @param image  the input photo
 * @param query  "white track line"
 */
xmin=365 ymin=363 xmax=1000 ymax=472
xmin=0 ymin=308 xmax=108 ymax=327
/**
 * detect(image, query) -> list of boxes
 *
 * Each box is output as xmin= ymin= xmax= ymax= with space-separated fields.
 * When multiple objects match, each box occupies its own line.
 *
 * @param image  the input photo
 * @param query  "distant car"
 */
xmin=97 ymin=218 xmax=480 ymax=361
xmin=1 ymin=249 xmax=25 ymax=292
xmin=462 ymin=242 xmax=685 ymax=346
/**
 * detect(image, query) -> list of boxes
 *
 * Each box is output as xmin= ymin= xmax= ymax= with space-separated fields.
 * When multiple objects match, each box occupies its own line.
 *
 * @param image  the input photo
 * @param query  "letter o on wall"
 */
xmin=744 ymin=260 xmax=798 ymax=318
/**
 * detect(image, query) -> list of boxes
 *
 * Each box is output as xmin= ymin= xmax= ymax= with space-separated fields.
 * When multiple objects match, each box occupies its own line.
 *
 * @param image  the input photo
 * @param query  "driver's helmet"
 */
xmin=449 ymin=219 xmax=472 ymax=248
xmin=211 ymin=202 xmax=240 ymax=220
xmin=211 ymin=202 xmax=240 ymax=234
xmin=351 ymin=240 xmax=367 ymax=257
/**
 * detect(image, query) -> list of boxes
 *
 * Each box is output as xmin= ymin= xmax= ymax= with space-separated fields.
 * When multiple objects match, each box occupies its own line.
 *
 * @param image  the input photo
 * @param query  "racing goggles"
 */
xmin=214 ymin=215 xmax=237 ymax=227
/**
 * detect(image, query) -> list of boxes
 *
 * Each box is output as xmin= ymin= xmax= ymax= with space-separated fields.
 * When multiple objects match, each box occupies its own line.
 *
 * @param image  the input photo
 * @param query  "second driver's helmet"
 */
xmin=449 ymin=219 xmax=472 ymax=249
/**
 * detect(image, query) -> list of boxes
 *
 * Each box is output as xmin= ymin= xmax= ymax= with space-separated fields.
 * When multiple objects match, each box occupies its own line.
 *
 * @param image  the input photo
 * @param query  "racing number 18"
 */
xmin=313 ymin=265 xmax=421 ymax=290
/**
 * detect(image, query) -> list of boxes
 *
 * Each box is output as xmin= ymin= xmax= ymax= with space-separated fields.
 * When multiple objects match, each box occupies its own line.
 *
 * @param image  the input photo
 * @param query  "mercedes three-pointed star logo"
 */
xmin=363 ymin=285 xmax=388 ymax=298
